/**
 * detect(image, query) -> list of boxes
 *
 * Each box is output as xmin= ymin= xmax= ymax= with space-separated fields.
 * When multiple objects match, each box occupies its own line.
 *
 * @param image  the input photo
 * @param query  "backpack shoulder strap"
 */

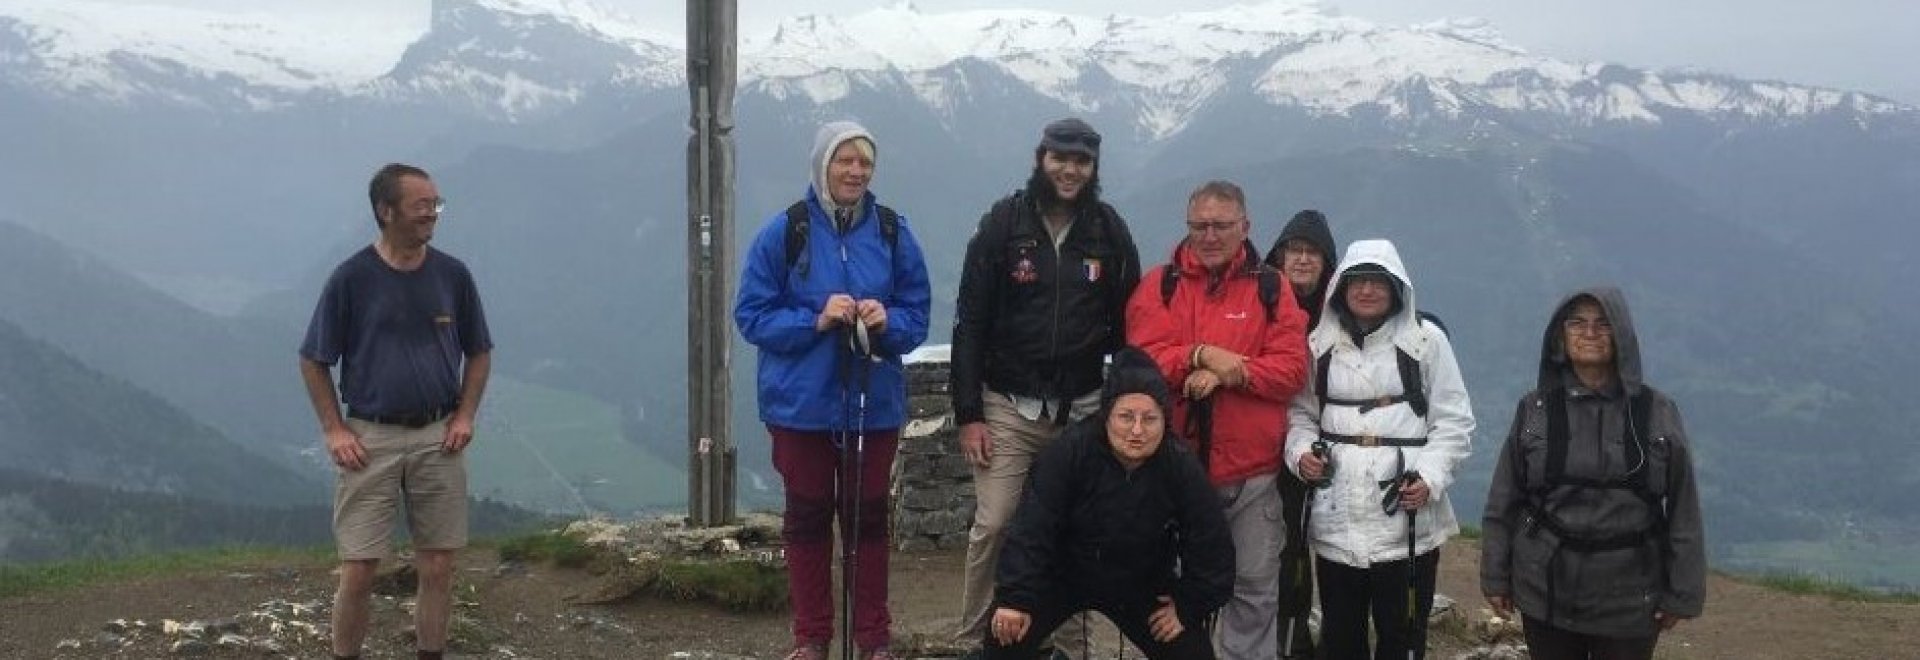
xmin=1417 ymin=310 xmax=1450 ymax=337
xmin=1160 ymin=262 xmax=1179 ymax=307
xmin=998 ymin=190 xmax=1033 ymax=236
xmin=1395 ymin=346 xmax=1429 ymax=418
xmin=1314 ymin=350 xmax=1333 ymax=419
xmin=1543 ymin=387 xmax=1569 ymax=489
xmin=1627 ymin=390 xmax=1655 ymax=494
xmin=783 ymin=201 xmax=811 ymax=278
xmin=1256 ymin=266 xmax=1281 ymax=323
xmin=875 ymin=203 xmax=900 ymax=251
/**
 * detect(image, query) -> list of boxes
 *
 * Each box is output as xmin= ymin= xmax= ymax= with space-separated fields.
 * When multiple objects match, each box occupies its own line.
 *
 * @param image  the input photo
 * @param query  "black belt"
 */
xmin=1323 ymin=394 xmax=1416 ymax=414
xmin=349 ymin=406 xmax=454 ymax=429
xmin=1320 ymin=432 xmax=1427 ymax=448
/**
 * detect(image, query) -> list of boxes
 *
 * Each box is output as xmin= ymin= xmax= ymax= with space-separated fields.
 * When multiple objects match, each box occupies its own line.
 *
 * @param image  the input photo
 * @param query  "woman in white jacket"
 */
xmin=1286 ymin=239 xmax=1474 ymax=660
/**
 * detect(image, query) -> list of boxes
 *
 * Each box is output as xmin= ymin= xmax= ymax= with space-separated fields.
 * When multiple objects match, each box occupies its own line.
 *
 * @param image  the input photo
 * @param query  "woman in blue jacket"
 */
xmin=734 ymin=120 xmax=932 ymax=660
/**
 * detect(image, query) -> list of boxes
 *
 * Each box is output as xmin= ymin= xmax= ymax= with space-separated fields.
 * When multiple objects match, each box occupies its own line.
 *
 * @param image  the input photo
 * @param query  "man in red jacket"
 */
xmin=1126 ymin=180 xmax=1309 ymax=659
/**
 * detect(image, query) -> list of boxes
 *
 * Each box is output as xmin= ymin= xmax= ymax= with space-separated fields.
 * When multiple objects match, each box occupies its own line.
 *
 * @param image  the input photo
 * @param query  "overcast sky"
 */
xmin=80 ymin=0 xmax=1920 ymax=103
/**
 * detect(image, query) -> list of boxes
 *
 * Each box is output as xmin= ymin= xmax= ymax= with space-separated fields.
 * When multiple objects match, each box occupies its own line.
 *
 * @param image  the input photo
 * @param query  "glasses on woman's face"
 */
xmin=1563 ymin=316 xmax=1613 ymax=336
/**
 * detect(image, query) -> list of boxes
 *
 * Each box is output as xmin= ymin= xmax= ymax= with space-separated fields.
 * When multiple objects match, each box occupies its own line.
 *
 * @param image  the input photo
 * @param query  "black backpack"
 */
xmin=1158 ymin=262 xmax=1285 ymax=323
xmin=784 ymin=200 xmax=899 ymax=279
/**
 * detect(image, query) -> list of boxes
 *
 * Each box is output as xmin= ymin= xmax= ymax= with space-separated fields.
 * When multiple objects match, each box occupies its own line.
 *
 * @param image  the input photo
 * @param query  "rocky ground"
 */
xmin=3 ymin=517 xmax=1916 ymax=659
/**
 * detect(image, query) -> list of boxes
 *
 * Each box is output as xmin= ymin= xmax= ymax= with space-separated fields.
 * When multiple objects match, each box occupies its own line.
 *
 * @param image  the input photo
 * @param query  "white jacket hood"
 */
xmin=1313 ymin=239 xmax=1428 ymax=358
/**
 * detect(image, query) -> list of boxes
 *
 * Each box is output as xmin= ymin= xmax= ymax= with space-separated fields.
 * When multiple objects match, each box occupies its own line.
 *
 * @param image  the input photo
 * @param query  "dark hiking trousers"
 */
xmin=1316 ymin=549 xmax=1440 ymax=660
xmin=982 ymin=591 xmax=1216 ymax=660
xmin=1521 ymin=617 xmax=1658 ymax=660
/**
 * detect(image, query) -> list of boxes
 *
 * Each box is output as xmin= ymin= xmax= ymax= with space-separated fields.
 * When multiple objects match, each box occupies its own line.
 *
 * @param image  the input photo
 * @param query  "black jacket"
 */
xmin=994 ymin=416 xmax=1235 ymax=628
xmin=951 ymin=191 xmax=1141 ymax=424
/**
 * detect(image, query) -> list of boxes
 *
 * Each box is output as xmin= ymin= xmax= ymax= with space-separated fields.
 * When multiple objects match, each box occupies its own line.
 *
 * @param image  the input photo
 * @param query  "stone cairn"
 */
xmin=891 ymin=345 xmax=974 ymax=551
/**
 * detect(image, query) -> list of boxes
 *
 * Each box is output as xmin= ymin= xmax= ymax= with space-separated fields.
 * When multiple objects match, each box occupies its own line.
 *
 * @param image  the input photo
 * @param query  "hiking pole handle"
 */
xmin=1309 ymin=440 xmax=1333 ymax=489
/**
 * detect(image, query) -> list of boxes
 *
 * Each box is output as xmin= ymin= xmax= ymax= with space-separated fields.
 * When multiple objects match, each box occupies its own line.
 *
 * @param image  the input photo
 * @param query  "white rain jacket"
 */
xmin=1284 ymin=239 xmax=1474 ymax=567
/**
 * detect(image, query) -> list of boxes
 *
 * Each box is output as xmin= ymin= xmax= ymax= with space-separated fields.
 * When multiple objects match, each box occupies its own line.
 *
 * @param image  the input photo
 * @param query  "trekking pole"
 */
xmin=1282 ymin=481 xmax=1313 ymax=659
xmin=834 ymin=326 xmax=853 ymax=660
xmin=841 ymin=321 xmax=876 ymax=660
xmin=1404 ymin=471 xmax=1421 ymax=660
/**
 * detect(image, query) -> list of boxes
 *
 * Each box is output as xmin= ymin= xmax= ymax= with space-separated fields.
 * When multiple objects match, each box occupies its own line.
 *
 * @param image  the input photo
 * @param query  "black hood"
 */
xmin=1266 ymin=210 xmax=1336 ymax=301
xmin=1539 ymin=286 xmax=1645 ymax=395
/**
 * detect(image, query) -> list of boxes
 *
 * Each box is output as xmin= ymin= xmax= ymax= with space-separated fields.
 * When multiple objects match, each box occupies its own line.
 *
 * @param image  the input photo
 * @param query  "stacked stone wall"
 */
xmin=891 ymin=351 xmax=973 ymax=550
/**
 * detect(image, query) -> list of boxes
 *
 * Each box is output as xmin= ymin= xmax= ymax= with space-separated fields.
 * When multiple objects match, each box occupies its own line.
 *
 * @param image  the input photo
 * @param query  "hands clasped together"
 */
xmin=816 ymin=293 xmax=888 ymax=334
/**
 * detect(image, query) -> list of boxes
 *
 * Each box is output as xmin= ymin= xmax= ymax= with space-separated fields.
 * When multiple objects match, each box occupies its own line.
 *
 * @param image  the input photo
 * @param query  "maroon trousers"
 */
xmin=770 ymin=426 xmax=899 ymax=652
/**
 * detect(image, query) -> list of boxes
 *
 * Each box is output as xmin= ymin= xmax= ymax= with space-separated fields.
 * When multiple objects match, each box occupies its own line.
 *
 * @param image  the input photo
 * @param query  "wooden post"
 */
xmin=685 ymin=0 xmax=737 ymax=527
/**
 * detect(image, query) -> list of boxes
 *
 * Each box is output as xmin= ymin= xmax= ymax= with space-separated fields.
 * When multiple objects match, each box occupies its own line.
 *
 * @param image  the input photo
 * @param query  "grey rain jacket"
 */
xmin=1480 ymin=286 xmax=1706 ymax=638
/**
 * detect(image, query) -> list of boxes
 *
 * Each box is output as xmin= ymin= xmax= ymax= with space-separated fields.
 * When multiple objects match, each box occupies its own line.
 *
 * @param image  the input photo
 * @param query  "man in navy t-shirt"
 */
xmin=298 ymin=162 xmax=492 ymax=660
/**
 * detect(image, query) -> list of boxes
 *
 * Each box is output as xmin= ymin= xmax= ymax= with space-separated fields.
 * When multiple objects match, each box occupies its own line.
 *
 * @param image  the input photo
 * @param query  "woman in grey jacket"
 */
xmin=1480 ymin=287 xmax=1705 ymax=660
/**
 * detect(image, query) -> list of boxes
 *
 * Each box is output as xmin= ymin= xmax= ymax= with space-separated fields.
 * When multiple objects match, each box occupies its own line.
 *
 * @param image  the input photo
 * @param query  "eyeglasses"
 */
xmin=1343 ymin=275 xmax=1394 ymax=291
xmin=1186 ymin=220 xmax=1241 ymax=235
xmin=407 ymin=198 xmax=447 ymax=215
xmin=1563 ymin=317 xmax=1613 ymax=336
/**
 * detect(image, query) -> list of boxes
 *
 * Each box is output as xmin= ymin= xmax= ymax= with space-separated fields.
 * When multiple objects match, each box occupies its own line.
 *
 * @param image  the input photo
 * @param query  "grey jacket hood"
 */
xmin=1539 ymin=286 xmax=1643 ymax=396
xmin=810 ymin=120 xmax=875 ymax=217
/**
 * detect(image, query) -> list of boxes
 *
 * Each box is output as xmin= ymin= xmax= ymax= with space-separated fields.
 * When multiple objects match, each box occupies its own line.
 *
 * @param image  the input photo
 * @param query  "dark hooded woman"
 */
xmin=1263 ymin=208 xmax=1337 ymax=659
xmin=1480 ymin=287 xmax=1706 ymax=660
xmin=1265 ymin=209 xmax=1336 ymax=330
xmin=984 ymin=347 xmax=1235 ymax=660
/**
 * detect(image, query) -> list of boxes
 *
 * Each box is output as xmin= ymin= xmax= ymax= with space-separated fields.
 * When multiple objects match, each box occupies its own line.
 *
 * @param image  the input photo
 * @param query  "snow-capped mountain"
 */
xmin=744 ymin=1 xmax=1904 ymax=137
xmin=364 ymin=0 xmax=680 ymax=120
xmin=1 ymin=0 xmax=1906 ymax=130
xmin=0 ymin=0 xmax=415 ymax=108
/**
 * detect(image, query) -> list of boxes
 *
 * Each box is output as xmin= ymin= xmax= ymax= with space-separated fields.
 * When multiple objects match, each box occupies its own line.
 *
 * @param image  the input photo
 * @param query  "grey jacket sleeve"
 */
xmin=1479 ymin=397 xmax=1531 ymax=597
xmin=1656 ymin=396 xmax=1707 ymax=618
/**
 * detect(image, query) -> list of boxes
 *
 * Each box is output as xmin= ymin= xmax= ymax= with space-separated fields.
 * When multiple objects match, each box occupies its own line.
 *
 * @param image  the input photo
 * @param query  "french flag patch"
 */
xmin=1083 ymin=258 xmax=1102 ymax=283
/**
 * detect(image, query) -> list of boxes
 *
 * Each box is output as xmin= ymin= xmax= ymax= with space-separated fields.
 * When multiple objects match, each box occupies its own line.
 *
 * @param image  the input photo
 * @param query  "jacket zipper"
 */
xmin=1046 ymin=206 xmax=1065 ymax=397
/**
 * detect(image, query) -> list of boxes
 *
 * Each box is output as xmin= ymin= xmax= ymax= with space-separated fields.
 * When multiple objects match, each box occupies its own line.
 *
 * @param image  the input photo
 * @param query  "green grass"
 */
xmin=1455 ymin=524 xmax=1482 ymax=540
xmin=490 ymin=529 xmax=786 ymax=612
xmin=495 ymin=530 xmax=597 ymax=569
xmin=2 ymin=530 xmax=574 ymax=599
xmin=470 ymin=378 xmax=687 ymax=515
xmin=0 ymin=544 xmax=332 ymax=599
xmin=652 ymin=559 xmax=787 ymax=612
xmin=1723 ymin=539 xmax=1920 ymax=591
xmin=1735 ymin=571 xmax=1920 ymax=604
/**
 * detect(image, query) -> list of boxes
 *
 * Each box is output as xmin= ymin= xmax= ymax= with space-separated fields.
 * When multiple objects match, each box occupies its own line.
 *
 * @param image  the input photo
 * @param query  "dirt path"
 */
xmin=2 ymin=541 xmax=1915 ymax=659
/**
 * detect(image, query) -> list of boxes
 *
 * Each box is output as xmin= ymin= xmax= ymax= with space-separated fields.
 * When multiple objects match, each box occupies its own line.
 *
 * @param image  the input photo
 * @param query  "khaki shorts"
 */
xmin=334 ymin=418 xmax=468 ymax=560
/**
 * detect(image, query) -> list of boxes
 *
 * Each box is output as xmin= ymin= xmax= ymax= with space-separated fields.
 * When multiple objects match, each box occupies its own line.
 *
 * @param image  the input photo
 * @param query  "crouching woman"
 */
xmin=985 ymin=347 xmax=1235 ymax=659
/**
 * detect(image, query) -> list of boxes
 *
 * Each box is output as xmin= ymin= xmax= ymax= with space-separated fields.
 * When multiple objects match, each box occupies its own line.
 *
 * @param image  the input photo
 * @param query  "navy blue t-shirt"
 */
xmin=299 ymin=246 xmax=493 ymax=417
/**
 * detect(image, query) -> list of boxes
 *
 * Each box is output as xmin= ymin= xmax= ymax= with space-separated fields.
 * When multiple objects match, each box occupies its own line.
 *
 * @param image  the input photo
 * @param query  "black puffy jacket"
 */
xmin=994 ymin=417 xmax=1234 ymax=628
xmin=951 ymin=192 xmax=1141 ymax=425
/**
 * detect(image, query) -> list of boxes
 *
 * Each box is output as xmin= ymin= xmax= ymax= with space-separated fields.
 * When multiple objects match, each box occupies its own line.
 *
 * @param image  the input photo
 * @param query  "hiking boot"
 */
xmin=783 ymin=644 xmax=827 ymax=660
